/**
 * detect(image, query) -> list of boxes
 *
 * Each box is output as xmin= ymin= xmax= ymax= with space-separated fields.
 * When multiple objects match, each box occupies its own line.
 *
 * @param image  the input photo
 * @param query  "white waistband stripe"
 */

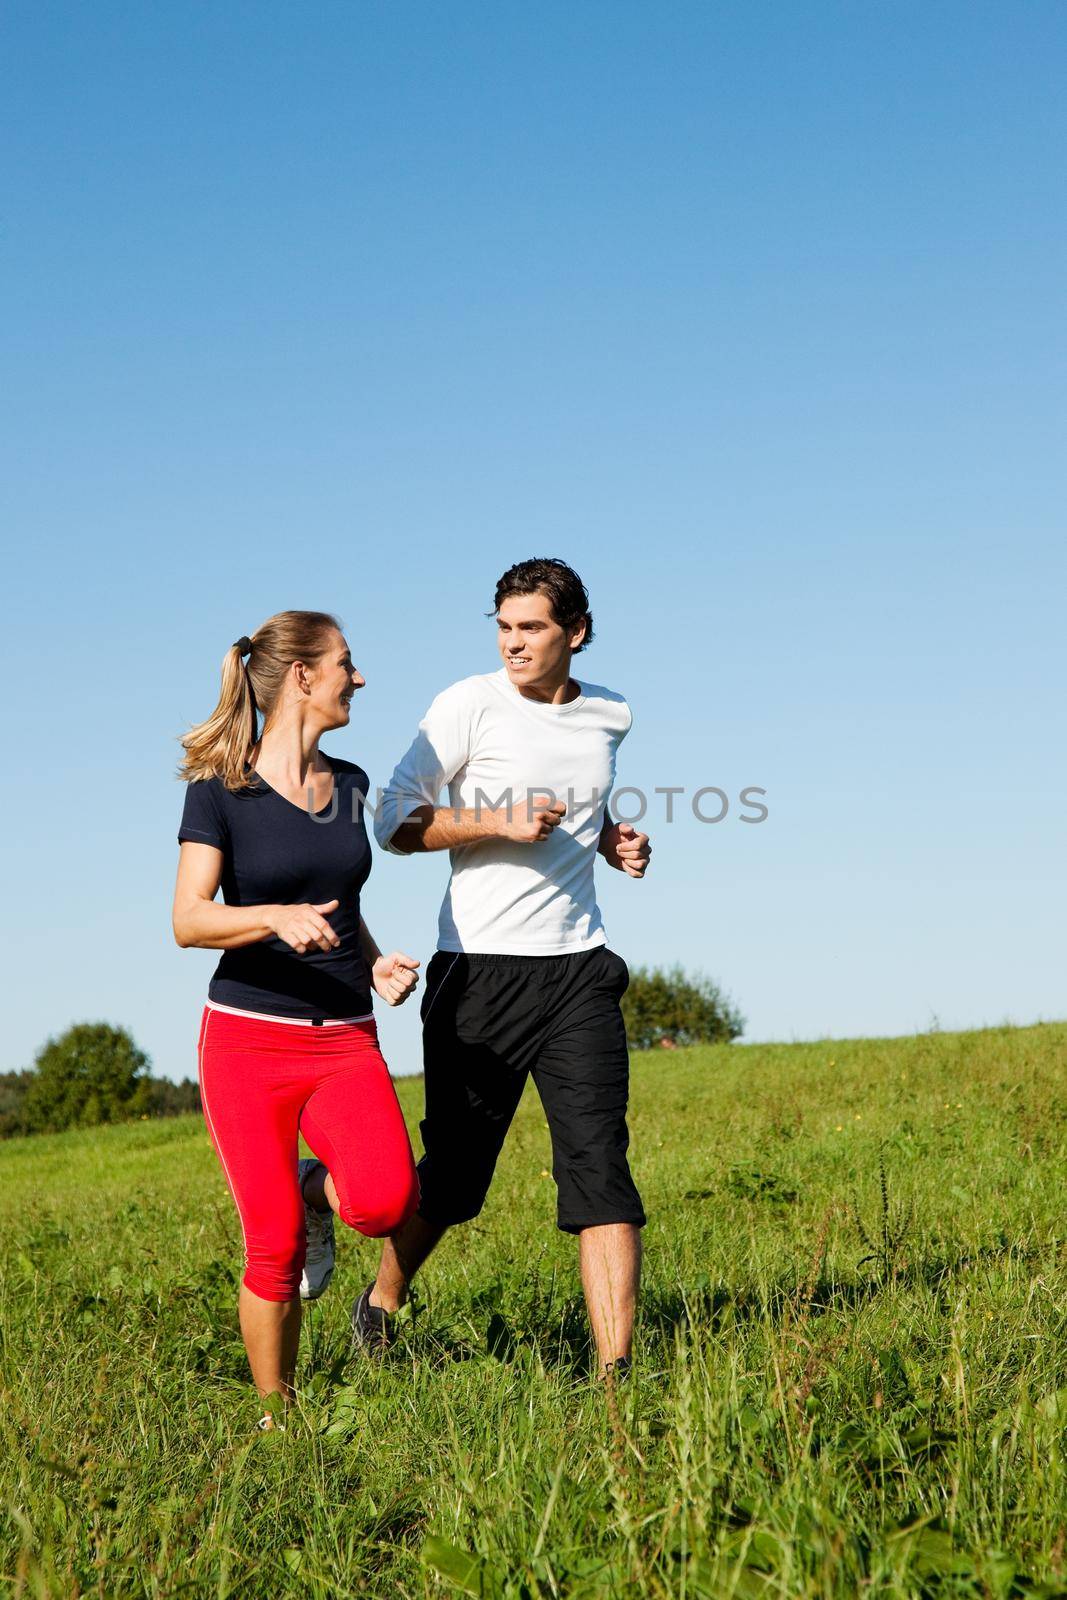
xmin=205 ymin=1000 xmax=374 ymax=1028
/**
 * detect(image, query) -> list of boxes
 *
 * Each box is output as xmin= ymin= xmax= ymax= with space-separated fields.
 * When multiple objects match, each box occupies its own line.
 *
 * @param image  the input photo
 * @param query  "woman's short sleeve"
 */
xmin=178 ymin=779 xmax=229 ymax=850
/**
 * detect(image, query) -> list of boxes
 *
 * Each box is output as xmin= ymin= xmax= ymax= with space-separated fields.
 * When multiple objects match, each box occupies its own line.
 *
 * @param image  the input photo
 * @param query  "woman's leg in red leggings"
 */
xmin=198 ymin=1007 xmax=309 ymax=1404
xmin=299 ymin=1023 xmax=420 ymax=1240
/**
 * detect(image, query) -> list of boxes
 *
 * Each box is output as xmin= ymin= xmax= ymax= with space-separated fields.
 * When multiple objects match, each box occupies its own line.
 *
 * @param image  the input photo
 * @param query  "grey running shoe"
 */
xmin=350 ymin=1283 xmax=396 ymax=1353
xmin=602 ymin=1356 xmax=632 ymax=1385
xmin=297 ymin=1158 xmax=335 ymax=1301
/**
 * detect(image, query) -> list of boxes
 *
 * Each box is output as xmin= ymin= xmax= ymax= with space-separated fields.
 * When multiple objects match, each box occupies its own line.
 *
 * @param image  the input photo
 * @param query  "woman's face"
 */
xmin=307 ymin=630 xmax=365 ymax=729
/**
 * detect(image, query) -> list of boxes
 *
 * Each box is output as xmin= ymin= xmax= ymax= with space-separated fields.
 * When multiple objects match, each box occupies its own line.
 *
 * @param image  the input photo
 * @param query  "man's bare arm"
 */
xmin=598 ymin=819 xmax=652 ymax=878
xmin=390 ymin=796 xmax=566 ymax=855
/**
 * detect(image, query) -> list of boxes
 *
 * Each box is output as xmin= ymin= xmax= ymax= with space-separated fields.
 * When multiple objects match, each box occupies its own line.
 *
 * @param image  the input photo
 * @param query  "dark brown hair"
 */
xmin=491 ymin=558 xmax=594 ymax=652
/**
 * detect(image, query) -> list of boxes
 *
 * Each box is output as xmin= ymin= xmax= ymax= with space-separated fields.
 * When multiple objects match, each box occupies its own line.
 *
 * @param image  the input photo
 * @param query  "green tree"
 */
xmin=21 ymin=1023 xmax=152 ymax=1134
xmin=621 ymin=965 xmax=744 ymax=1051
xmin=141 ymin=1076 xmax=201 ymax=1117
xmin=0 ymin=1070 xmax=33 ymax=1138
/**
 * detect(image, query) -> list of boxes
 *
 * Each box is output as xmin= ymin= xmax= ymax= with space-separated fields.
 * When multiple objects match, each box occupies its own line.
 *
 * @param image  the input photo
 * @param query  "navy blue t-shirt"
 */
xmin=177 ymin=756 xmax=374 ymax=1020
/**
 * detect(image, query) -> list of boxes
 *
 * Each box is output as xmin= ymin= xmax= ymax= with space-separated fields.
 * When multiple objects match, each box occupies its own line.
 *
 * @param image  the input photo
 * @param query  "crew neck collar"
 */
xmin=495 ymin=666 xmax=586 ymax=714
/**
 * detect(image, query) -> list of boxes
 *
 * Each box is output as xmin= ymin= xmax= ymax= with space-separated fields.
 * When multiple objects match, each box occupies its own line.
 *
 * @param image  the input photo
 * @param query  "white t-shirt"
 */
xmin=374 ymin=668 xmax=632 ymax=955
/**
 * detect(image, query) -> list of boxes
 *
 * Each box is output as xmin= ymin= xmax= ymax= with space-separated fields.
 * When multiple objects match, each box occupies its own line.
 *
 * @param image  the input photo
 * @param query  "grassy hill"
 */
xmin=2 ymin=1021 xmax=1065 ymax=1597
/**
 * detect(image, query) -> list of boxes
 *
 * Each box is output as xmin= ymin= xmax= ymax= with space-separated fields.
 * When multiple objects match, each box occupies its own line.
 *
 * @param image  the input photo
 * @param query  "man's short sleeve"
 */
xmin=178 ymin=779 xmax=229 ymax=850
xmin=374 ymin=683 xmax=473 ymax=852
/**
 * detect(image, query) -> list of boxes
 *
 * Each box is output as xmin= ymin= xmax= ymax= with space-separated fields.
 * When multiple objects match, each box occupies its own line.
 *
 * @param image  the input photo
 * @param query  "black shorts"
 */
xmin=415 ymin=945 xmax=646 ymax=1235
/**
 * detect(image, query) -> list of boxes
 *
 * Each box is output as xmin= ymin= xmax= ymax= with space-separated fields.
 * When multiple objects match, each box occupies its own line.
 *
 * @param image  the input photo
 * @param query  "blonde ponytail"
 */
xmin=178 ymin=611 xmax=341 ymax=792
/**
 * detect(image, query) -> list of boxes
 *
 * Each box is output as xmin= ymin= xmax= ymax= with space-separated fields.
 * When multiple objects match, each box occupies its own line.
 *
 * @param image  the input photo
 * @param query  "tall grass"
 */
xmin=2 ymin=1021 xmax=1065 ymax=1597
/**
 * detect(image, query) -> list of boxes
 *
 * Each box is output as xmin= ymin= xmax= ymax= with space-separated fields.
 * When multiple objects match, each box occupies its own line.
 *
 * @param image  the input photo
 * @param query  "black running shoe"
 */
xmin=350 ymin=1283 xmax=396 ymax=1354
xmin=602 ymin=1356 xmax=632 ymax=1385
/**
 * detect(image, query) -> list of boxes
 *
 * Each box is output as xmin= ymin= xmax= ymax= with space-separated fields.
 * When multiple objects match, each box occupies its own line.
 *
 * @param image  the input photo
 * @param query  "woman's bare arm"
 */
xmin=358 ymin=916 xmax=420 ymax=1006
xmin=357 ymin=916 xmax=382 ymax=965
xmin=172 ymin=842 xmax=339 ymax=954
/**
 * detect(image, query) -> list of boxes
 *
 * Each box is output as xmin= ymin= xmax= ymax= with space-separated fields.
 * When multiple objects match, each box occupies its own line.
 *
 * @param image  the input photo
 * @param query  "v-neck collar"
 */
xmin=246 ymin=754 xmax=337 ymax=819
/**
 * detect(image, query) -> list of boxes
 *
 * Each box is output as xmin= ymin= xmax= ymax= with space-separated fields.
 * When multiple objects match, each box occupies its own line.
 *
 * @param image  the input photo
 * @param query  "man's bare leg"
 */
xmin=579 ymin=1222 xmax=641 ymax=1371
xmin=371 ymin=1213 xmax=448 ymax=1313
xmin=304 ymin=1162 xmax=447 ymax=1319
xmin=302 ymin=1164 xmax=446 ymax=1319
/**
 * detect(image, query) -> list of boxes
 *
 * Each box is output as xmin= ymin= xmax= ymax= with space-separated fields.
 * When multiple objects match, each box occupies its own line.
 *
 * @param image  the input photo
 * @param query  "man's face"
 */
xmin=496 ymin=591 xmax=584 ymax=690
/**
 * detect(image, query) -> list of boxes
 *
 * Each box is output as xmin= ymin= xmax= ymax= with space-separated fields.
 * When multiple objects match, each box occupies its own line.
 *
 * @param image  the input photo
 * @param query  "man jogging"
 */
xmin=363 ymin=558 xmax=651 ymax=1378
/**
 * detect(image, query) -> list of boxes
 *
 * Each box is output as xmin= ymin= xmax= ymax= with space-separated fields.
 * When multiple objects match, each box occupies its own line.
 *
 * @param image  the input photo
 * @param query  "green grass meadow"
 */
xmin=2 ymin=1021 xmax=1066 ymax=1598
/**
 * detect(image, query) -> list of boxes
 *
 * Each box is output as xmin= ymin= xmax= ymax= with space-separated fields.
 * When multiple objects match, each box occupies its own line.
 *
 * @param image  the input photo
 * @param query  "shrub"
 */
xmin=621 ymin=965 xmax=744 ymax=1050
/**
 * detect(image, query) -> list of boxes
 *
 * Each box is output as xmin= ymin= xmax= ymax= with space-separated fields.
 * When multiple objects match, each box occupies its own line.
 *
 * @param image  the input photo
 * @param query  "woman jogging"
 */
xmin=172 ymin=610 xmax=420 ymax=1429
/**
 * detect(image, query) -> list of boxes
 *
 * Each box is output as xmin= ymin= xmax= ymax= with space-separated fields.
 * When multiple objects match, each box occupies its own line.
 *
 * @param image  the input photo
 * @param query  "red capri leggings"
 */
xmin=197 ymin=1004 xmax=420 ymax=1302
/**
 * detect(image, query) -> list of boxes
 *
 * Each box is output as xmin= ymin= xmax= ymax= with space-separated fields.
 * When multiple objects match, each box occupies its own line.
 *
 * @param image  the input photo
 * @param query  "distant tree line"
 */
xmin=1 ymin=1023 xmax=199 ymax=1138
xmin=3 ymin=968 xmax=741 ymax=1139
xmin=621 ymin=966 xmax=744 ymax=1051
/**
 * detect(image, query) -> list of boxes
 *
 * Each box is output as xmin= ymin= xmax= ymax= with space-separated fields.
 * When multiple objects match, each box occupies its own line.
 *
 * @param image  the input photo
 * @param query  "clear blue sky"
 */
xmin=2 ymin=1 xmax=1063 ymax=1082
